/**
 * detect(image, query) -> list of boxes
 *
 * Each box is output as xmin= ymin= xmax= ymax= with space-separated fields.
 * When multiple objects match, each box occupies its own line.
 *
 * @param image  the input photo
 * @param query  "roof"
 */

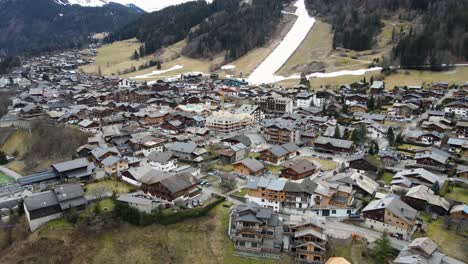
xmin=281 ymin=142 xmax=299 ymax=152
xmin=235 ymin=158 xmax=265 ymax=172
xmin=52 ymin=158 xmax=90 ymax=172
xmin=147 ymin=151 xmax=175 ymax=164
xmin=326 ymin=257 xmax=352 ymax=264
xmin=450 ymin=204 xmax=468 ymax=214
xmin=101 ymin=156 xmax=122 ymax=167
xmin=53 ymin=184 xmax=87 ymax=210
xmin=160 ymin=173 xmax=197 ymax=193
xmin=408 ymin=237 xmax=438 ymax=256
xmin=169 ymin=142 xmax=197 ymax=154
xmin=405 ymin=185 xmax=450 ymax=211
xmin=315 ymin=136 xmax=353 ymax=149
xmin=393 ymin=168 xmax=446 ymax=186
xmin=117 ymin=192 xmax=161 ymax=206
xmin=281 ymin=159 xmax=316 ymax=174
xmin=349 ymin=172 xmax=379 ymax=195
xmin=363 ymin=194 xmax=417 ymax=225
xmin=24 ymin=191 xmax=59 ymax=211
xmin=267 ymin=145 xmax=289 ymax=157
xmin=294 ymin=227 xmax=327 ymax=240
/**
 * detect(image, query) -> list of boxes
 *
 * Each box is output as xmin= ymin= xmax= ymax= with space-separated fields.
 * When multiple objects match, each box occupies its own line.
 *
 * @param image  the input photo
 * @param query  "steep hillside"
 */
xmin=0 ymin=0 xmax=142 ymax=56
xmin=108 ymin=0 xmax=284 ymax=64
xmin=305 ymin=0 xmax=468 ymax=68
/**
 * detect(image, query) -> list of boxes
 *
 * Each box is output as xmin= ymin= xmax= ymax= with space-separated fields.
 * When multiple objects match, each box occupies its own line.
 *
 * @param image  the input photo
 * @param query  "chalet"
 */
xmin=348 ymin=155 xmax=380 ymax=173
xmin=394 ymin=237 xmax=464 ymax=264
xmin=259 ymin=143 xmax=299 ymax=165
xmin=139 ymin=170 xmax=199 ymax=202
xmin=23 ymin=184 xmax=87 ymax=231
xmin=378 ymin=150 xmax=400 ymax=167
xmin=450 ymin=204 xmax=468 ymax=220
xmin=116 ymin=191 xmax=161 ymax=214
xmin=235 ymin=104 xmax=264 ymax=122
xmin=362 ymin=194 xmax=417 ymax=240
xmin=102 ymin=156 xmax=128 ymax=177
xmin=52 ymin=158 xmax=95 ymax=181
xmin=369 ymin=81 xmax=385 ymax=94
xmin=314 ymin=136 xmax=354 ymax=154
xmin=261 ymin=119 xmax=300 ymax=145
xmin=444 ymin=101 xmax=468 ymax=116
xmin=168 ymin=142 xmax=207 ymax=163
xmin=233 ymin=158 xmax=265 ymax=176
xmin=455 ymin=120 xmax=468 ymax=138
xmin=391 ymin=168 xmax=447 ymax=189
xmin=286 ymin=220 xmax=328 ymax=264
xmin=391 ymin=103 xmax=419 ymax=118
xmin=403 ymin=185 xmax=450 ymax=216
xmin=229 ymin=203 xmax=283 ymax=255
xmin=311 ymin=181 xmax=355 ymax=215
xmin=147 ymin=151 xmax=178 ymax=172
xmin=280 ymin=159 xmax=316 ymax=180
xmin=345 ymin=94 xmax=368 ymax=106
xmin=90 ymin=146 xmax=120 ymax=163
xmin=18 ymin=104 xmax=43 ymax=119
xmin=219 ymin=143 xmax=248 ymax=164
xmin=329 ymin=171 xmax=379 ymax=196
xmin=456 ymin=165 xmax=468 ymax=178
xmin=348 ymin=104 xmax=368 ymax=113
xmin=78 ymin=119 xmax=99 ymax=133
xmin=414 ymin=148 xmax=450 ymax=169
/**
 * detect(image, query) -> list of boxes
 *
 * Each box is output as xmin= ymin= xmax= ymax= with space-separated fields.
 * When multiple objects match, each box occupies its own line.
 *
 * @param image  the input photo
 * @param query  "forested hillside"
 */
xmin=108 ymin=0 xmax=284 ymax=63
xmin=0 ymin=0 xmax=141 ymax=56
xmin=305 ymin=0 xmax=468 ymax=69
xmin=183 ymin=0 xmax=283 ymax=62
xmin=107 ymin=1 xmax=215 ymax=56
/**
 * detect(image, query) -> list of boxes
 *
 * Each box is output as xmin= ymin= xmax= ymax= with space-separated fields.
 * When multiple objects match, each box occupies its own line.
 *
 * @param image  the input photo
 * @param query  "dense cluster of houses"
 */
xmin=0 ymin=50 xmax=467 ymax=264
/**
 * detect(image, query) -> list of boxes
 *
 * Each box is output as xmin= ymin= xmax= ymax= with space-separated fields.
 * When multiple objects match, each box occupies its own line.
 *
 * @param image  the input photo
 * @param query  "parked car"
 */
xmin=192 ymin=200 xmax=198 ymax=207
xmin=198 ymin=200 xmax=203 ymax=206
xmin=237 ymin=174 xmax=247 ymax=180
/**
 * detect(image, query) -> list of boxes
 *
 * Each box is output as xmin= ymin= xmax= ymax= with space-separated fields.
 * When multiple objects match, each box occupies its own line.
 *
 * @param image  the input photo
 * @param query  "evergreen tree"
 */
xmin=0 ymin=151 xmax=7 ymax=165
xmin=374 ymin=232 xmax=392 ymax=264
xmin=132 ymin=50 xmax=140 ymax=60
xmin=370 ymin=75 xmax=374 ymax=84
xmin=334 ymin=126 xmax=341 ymax=139
xmin=376 ymin=96 xmax=382 ymax=110
xmin=367 ymin=94 xmax=375 ymax=110
xmin=387 ymin=127 xmax=395 ymax=146
xmin=342 ymin=104 xmax=348 ymax=114
xmin=300 ymin=72 xmax=311 ymax=88
xmin=139 ymin=45 xmax=146 ymax=57
xmin=351 ymin=130 xmax=360 ymax=143
xmin=432 ymin=181 xmax=440 ymax=195
xmin=395 ymin=132 xmax=404 ymax=146
xmin=359 ymin=123 xmax=368 ymax=143
xmin=156 ymin=60 xmax=162 ymax=70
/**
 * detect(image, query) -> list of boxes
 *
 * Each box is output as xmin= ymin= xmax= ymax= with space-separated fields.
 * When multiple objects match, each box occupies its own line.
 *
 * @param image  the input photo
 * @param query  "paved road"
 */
xmin=0 ymin=166 xmax=22 ymax=180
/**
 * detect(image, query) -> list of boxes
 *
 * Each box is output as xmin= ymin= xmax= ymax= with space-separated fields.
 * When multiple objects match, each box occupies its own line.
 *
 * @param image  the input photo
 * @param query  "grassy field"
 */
xmin=0 ymin=172 xmax=14 ymax=185
xmin=380 ymin=172 xmax=394 ymax=185
xmin=85 ymin=180 xmax=134 ymax=195
xmin=80 ymin=38 xmax=153 ymax=76
xmin=0 ymin=204 xmax=294 ymax=264
xmin=327 ymin=238 xmax=372 ymax=264
xmin=444 ymin=186 xmax=468 ymax=204
xmin=414 ymin=215 xmax=468 ymax=262
xmin=232 ymin=188 xmax=248 ymax=197
xmin=398 ymin=144 xmax=424 ymax=151
xmin=266 ymin=164 xmax=283 ymax=174
xmin=302 ymin=157 xmax=337 ymax=171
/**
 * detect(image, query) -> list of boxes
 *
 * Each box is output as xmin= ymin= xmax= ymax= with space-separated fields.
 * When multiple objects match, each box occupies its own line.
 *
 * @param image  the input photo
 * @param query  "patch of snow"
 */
xmin=274 ymin=67 xmax=383 ymax=83
xmin=133 ymin=65 xmax=183 ymax=79
xmin=57 ymin=0 xmax=214 ymax=12
xmin=247 ymin=0 xmax=315 ymax=85
xmin=221 ymin=65 xmax=236 ymax=70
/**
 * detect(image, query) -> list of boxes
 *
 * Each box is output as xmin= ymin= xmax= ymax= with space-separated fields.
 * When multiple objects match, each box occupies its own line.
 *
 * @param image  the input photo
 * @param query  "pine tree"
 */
xmin=334 ymin=126 xmax=341 ymax=139
xmin=387 ymin=127 xmax=395 ymax=146
xmin=300 ymin=72 xmax=310 ymax=88
xmin=0 ymin=151 xmax=7 ymax=165
xmin=432 ymin=181 xmax=440 ymax=195
xmin=367 ymin=94 xmax=375 ymax=110
xmin=370 ymin=75 xmax=374 ymax=84
xmin=139 ymin=45 xmax=146 ymax=57
xmin=374 ymin=232 xmax=392 ymax=264
xmin=156 ymin=60 xmax=162 ymax=70
xmin=132 ymin=50 xmax=140 ymax=60
xmin=395 ymin=132 xmax=404 ymax=146
xmin=351 ymin=130 xmax=360 ymax=143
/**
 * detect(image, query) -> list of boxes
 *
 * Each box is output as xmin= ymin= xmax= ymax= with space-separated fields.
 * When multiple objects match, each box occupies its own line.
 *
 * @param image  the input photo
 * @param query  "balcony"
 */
xmin=295 ymin=258 xmax=324 ymax=264
xmin=296 ymin=249 xmax=325 ymax=257
xmin=233 ymin=236 xmax=263 ymax=243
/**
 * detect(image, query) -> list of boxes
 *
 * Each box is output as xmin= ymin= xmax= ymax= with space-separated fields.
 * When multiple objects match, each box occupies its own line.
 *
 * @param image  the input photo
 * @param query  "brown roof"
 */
xmin=281 ymin=159 xmax=316 ymax=174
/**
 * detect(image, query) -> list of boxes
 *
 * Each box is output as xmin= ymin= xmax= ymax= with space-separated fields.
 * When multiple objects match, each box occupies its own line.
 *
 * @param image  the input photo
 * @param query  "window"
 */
xmin=347 ymin=210 xmax=352 ymax=214
xmin=239 ymin=242 xmax=245 ymax=247
xmin=251 ymin=242 xmax=258 ymax=248
xmin=332 ymin=210 xmax=336 ymax=214
xmin=242 ymin=234 xmax=255 ymax=238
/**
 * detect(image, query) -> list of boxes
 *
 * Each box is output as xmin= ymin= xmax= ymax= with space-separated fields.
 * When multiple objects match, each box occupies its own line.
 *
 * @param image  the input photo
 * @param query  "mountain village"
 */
xmin=0 ymin=44 xmax=466 ymax=264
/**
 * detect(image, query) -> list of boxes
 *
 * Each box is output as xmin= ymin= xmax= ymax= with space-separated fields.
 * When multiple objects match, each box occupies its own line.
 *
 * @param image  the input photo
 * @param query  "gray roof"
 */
xmin=147 ymin=151 xmax=175 ymax=164
xmin=169 ymin=142 xmax=197 ymax=154
xmin=315 ymin=136 xmax=353 ymax=149
xmin=236 ymin=158 xmax=265 ymax=172
xmin=268 ymin=145 xmax=289 ymax=157
xmin=52 ymin=158 xmax=90 ymax=172
xmin=363 ymin=194 xmax=417 ymax=225
xmin=281 ymin=142 xmax=299 ymax=153
xmin=101 ymin=156 xmax=122 ymax=166
xmin=160 ymin=173 xmax=197 ymax=193
xmin=24 ymin=191 xmax=59 ymax=211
